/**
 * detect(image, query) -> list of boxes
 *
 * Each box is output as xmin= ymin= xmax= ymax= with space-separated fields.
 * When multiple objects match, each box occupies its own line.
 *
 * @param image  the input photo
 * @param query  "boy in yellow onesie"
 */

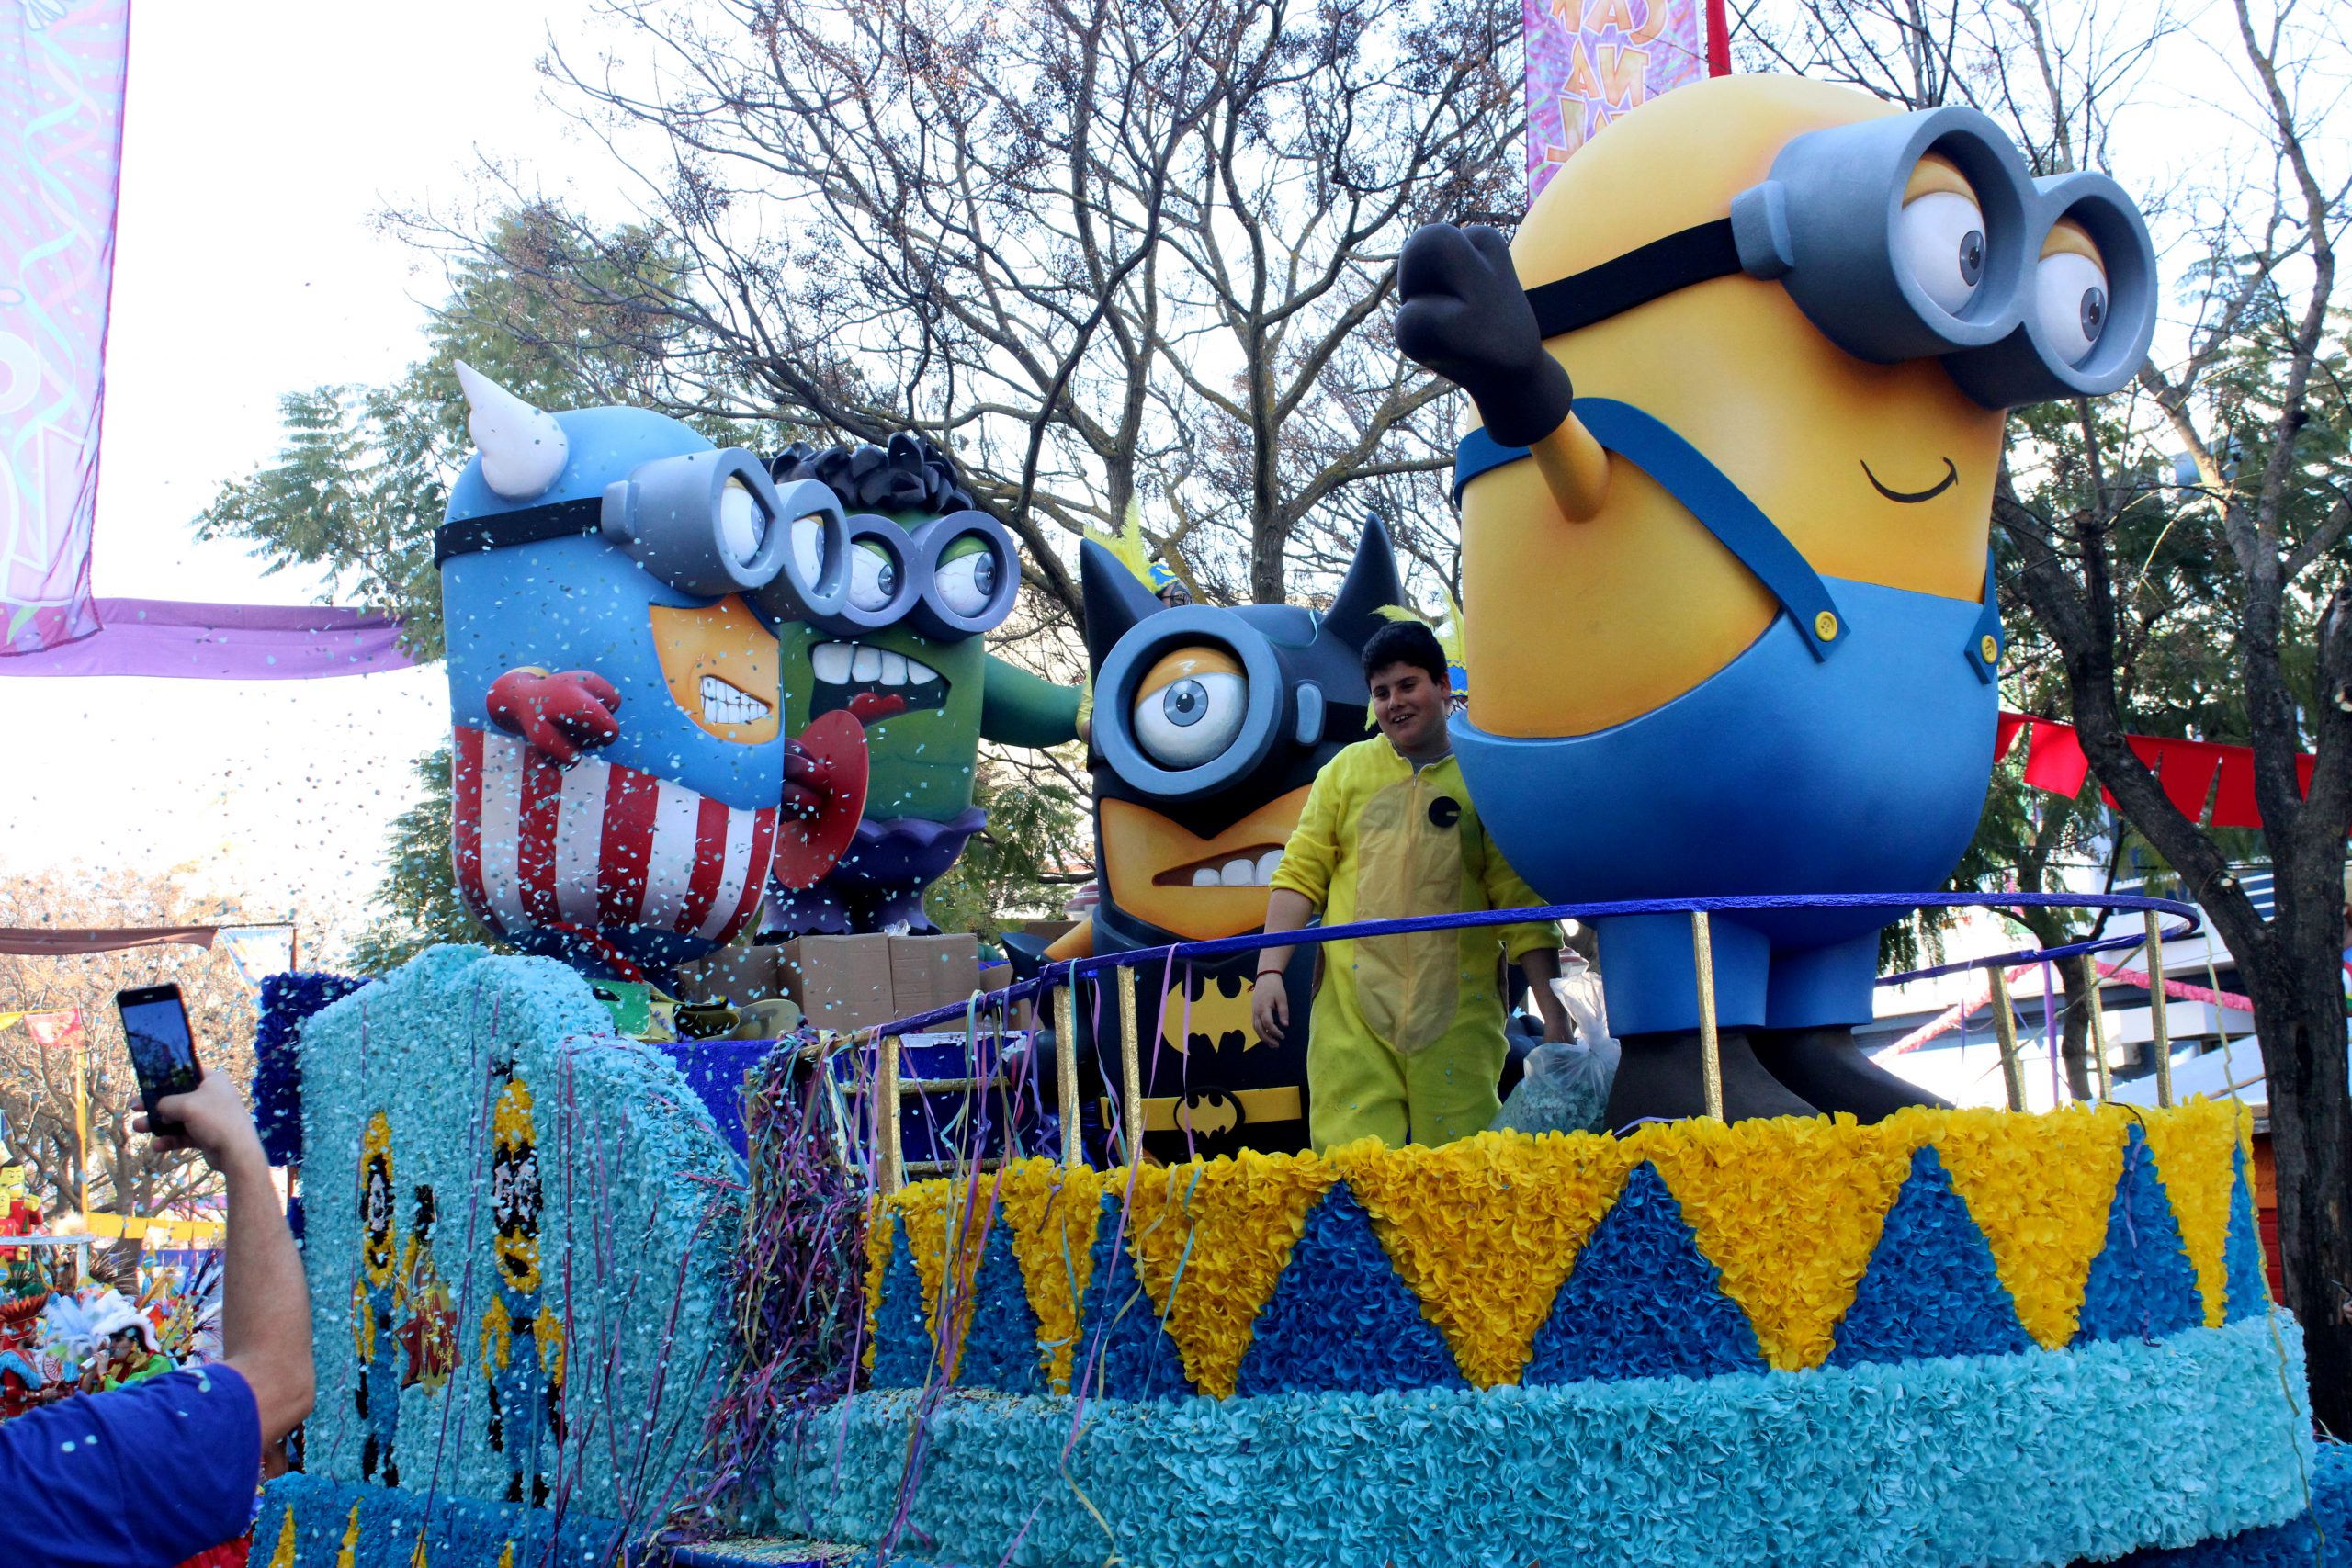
xmin=1252 ymin=620 xmax=1570 ymax=1150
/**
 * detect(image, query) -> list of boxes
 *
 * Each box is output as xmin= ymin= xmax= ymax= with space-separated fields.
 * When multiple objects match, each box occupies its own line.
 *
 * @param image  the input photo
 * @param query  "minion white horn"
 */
xmin=456 ymin=360 xmax=569 ymax=501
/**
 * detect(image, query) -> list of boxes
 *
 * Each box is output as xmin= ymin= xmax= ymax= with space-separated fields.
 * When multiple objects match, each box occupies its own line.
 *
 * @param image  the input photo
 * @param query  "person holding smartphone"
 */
xmin=0 ymin=1066 xmax=315 ymax=1566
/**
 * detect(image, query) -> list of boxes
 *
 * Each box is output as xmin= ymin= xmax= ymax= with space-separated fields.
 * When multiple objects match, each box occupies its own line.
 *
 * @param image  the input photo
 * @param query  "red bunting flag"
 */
xmin=24 ymin=1010 xmax=85 ymax=1052
xmin=2002 ymin=711 xmax=2324 ymax=833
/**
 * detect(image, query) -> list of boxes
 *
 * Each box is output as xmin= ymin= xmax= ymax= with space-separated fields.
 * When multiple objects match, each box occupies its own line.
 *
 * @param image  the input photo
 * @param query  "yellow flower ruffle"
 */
xmin=867 ymin=1102 xmax=2242 ymax=1392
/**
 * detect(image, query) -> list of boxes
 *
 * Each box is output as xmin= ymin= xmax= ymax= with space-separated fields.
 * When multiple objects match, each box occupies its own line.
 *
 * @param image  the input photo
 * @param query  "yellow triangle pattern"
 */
xmin=410 ymin=1529 xmax=432 ymax=1567
xmin=266 ymin=1505 xmax=300 ymax=1568
xmin=1118 ymin=1150 xmax=1339 ymax=1398
xmin=2142 ymin=1098 xmax=2248 ymax=1327
xmin=889 ymin=1181 xmax=994 ymax=1359
xmin=1334 ymin=1131 xmax=1640 ymax=1388
xmin=995 ymin=1158 xmax=1106 ymax=1393
xmin=1637 ymin=1112 xmax=1920 ymax=1371
xmin=335 ymin=1502 xmax=363 ymax=1568
xmin=1932 ymin=1104 xmax=2129 ymax=1348
xmin=858 ymin=1202 xmax=895 ymax=1372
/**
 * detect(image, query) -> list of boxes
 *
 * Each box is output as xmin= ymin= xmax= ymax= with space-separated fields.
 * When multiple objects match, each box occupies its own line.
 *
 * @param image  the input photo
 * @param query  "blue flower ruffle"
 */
xmin=1236 ymin=1181 xmax=1464 ymax=1396
xmin=256 ymin=1472 xmax=622 ymax=1567
xmin=2075 ymin=1123 xmax=2202 ymax=1346
xmin=2222 ymin=1145 xmax=2270 ymax=1324
xmin=1071 ymin=1191 xmax=1191 ymax=1401
xmin=1830 ymin=1145 xmax=2031 ymax=1366
xmin=868 ymin=1221 xmax=933 ymax=1389
xmin=1524 ymin=1159 xmax=1766 ymax=1384
xmin=958 ymin=1214 xmax=1047 ymax=1394
xmin=254 ymin=970 xmax=368 ymax=1167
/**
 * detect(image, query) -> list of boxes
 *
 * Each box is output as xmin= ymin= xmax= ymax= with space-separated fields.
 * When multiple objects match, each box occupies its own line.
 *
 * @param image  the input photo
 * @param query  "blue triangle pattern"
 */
xmin=956 ymin=1218 xmax=1046 ymax=1393
xmin=2223 ymin=1144 xmax=2271 ymax=1323
xmin=1828 ymin=1145 xmax=2031 ymax=1367
xmin=1235 ymin=1181 xmax=1464 ymax=1396
xmin=1522 ymin=1160 xmax=1766 ymax=1385
xmin=868 ymin=1221 xmax=934 ymax=1388
xmin=1073 ymin=1193 xmax=1191 ymax=1401
xmin=2073 ymin=1122 xmax=2204 ymax=1346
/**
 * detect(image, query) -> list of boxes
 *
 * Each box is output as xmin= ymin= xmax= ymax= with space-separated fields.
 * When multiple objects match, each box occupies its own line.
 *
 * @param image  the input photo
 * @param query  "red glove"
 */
xmin=486 ymin=668 xmax=621 ymax=766
xmin=783 ymin=739 xmax=831 ymax=820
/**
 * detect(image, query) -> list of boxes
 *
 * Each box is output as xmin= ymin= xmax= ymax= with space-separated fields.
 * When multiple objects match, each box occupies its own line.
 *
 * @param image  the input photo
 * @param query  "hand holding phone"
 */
xmin=114 ymin=984 xmax=204 ymax=1139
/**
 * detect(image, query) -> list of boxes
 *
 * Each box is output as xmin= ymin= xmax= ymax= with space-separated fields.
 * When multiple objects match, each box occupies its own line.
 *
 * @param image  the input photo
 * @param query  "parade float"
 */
xmin=239 ymin=73 xmax=2342 ymax=1568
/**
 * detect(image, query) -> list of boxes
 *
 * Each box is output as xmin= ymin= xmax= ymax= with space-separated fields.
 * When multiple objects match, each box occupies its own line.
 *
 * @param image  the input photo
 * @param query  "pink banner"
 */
xmin=1525 ymin=0 xmax=1706 ymax=199
xmin=2 ymin=0 xmax=132 ymax=656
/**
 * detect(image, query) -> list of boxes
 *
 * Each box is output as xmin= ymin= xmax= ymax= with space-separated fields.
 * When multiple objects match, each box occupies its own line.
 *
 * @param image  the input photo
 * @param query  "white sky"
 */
xmin=6 ymin=1 xmax=614 ymax=949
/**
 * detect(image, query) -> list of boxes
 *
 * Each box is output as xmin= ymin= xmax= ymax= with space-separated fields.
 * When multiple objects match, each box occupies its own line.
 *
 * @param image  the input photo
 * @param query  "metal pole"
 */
xmin=2206 ymin=954 xmax=2241 ymax=1100
xmin=1115 ymin=972 xmax=1145 ymax=1164
xmin=1055 ymin=979 xmax=1082 ymax=1168
xmin=1989 ymin=965 xmax=2028 ymax=1112
xmin=876 ymin=1032 xmax=904 ymax=1195
xmin=2145 ymin=910 xmax=2174 ymax=1108
xmin=1691 ymin=911 xmax=1724 ymax=1122
xmin=2086 ymin=970 xmax=2113 ymax=1100
xmin=74 ymin=1041 xmax=89 ymax=1215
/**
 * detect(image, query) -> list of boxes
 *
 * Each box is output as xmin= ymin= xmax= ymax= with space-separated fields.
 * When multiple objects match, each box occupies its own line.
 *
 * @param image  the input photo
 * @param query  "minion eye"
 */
xmin=849 ymin=542 xmax=899 ymax=612
xmin=934 ymin=548 xmax=997 ymax=616
xmin=1134 ymin=669 xmax=1247 ymax=768
xmin=1895 ymin=188 xmax=1987 ymax=316
xmin=2035 ymin=245 xmax=2109 ymax=365
xmin=788 ymin=513 xmax=828 ymax=585
xmin=718 ymin=479 xmax=766 ymax=564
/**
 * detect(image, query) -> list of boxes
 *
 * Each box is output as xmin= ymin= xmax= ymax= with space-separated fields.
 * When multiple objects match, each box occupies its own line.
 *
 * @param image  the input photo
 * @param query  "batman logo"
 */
xmin=1157 ymin=970 xmax=1265 ymax=1055
xmin=1177 ymin=1089 xmax=1243 ymax=1139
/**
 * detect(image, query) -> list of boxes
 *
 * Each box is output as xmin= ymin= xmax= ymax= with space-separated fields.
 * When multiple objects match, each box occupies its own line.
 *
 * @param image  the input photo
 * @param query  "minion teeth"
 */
xmin=807 ymin=637 xmax=950 ymax=723
xmin=697 ymin=674 xmax=772 ymax=728
xmin=1158 ymin=847 xmax=1286 ymax=888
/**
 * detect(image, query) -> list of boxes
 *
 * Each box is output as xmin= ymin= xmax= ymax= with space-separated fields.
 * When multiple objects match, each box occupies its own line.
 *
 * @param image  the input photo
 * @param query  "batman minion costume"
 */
xmin=1060 ymin=519 xmax=1401 ymax=1160
xmin=1394 ymin=77 xmax=2156 ymax=1122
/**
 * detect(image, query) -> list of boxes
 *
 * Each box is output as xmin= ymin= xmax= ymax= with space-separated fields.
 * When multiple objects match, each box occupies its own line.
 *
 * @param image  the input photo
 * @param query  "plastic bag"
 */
xmin=1491 ymin=956 xmax=1621 ymax=1135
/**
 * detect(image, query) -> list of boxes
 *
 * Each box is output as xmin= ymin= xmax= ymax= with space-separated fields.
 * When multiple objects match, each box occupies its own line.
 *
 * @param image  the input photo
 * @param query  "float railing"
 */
xmin=833 ymin=890 xmax=2200 ymax=1190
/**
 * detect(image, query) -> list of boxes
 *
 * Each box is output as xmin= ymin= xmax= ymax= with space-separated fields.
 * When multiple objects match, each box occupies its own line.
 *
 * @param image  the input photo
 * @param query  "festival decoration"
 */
xmin=1060 ymin=518 xmax=1401 ymax=1158
xmin=289 ymin=945 xmax=741 ymax=1520
xmin=435 ymin=367 xmax=870 ymax=978
xmin=1395 ymin=76 xmax=2160 ymax=1122
xmin=1526 ymin=0 xmax=1709 ymax=197
xmin=759 ymin=435 xmax=1083 ymax=936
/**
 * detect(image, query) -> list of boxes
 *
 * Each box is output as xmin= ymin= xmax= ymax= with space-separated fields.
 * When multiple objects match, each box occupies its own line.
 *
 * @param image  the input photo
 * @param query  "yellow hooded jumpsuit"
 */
xmin=1269 ymin=736 xmax=1560 ymax=1150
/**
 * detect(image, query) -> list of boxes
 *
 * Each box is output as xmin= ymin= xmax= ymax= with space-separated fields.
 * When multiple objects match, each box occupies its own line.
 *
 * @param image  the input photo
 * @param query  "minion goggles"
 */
xmin=810 ymin=509 xmax=1023 ymax=642
xmin=434 ymin=447 xmax=854 ymax=624
xmin=1521 ymin=104 xmax=2155 ymax=407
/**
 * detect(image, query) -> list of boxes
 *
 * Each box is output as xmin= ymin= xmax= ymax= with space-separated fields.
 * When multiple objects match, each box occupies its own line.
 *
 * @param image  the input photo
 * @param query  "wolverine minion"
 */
xmin=352 ymin=1112 xmax=401 ymax=1485
xmin=1395 ymin=76 xmax=2154 ymax=1122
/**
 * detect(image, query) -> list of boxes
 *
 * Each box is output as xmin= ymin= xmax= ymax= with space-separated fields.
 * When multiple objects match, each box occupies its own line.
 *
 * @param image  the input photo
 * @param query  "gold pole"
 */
xmin=876 ymin=1032 xmax=904 ymax=1195
xmin=2086 ymin=969 xmax=2113 ymax=1100
xmin=2145 ymin=911 xmax=2174 ymax=1108
xmin=2206 ymin=955 xmax=2240 ymax=1099
xmin=1115 ymin=972 xmax=1144 ymax=1163
xmin=1988 ymin=966 xmax=2027 ymax=1112
xmin=1691 ymin=911 xmax=1724 ymax=1122
xmin=1055 ymin=979 xmax=1081 ymax=1168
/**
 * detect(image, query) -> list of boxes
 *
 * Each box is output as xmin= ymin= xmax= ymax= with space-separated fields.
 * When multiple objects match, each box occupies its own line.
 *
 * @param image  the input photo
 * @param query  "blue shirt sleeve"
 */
xmin=0 ymin=1364 xmax=260 ymax=1568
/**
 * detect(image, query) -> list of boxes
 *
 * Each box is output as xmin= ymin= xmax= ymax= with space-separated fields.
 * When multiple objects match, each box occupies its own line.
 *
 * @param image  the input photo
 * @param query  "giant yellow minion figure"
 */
xmin=1396 ymin=76 xmax=2155 ymax=1122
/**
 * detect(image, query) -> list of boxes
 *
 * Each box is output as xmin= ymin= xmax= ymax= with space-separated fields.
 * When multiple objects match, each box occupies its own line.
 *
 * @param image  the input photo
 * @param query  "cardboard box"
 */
xmin=675 ymin=942 xmax=788 ymax=1007
xmin=780 ymin=934 xmax=899 ymax=1032
xmin=888 ymin=933 xmax=981 ymax=1021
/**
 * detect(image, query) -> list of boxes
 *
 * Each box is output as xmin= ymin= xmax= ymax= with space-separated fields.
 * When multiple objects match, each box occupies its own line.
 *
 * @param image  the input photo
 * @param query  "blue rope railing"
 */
xmin=856 ymin=890 xmax=2202 ymax=1039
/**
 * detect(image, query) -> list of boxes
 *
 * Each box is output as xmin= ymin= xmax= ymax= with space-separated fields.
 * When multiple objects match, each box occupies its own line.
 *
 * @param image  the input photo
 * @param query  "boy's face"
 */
xmin=1368 ymin=661 xmax=1451 ymax=754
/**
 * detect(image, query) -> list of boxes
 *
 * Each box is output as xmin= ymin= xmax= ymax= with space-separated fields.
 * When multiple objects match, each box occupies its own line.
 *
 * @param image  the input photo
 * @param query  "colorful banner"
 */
xmin=2 ymin=0 xmax=133 ymax=656
xmin=23 ymin=1007 xmax=84 ymax=1051
xmin=0 ymin=596 xmax=416 ymax=679
xmin=1525 ymin=0 xmax=1708 ymax=198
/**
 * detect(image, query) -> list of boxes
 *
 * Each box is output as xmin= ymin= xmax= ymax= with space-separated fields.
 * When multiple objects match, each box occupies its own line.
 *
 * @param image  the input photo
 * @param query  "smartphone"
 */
xmin=114 ymin=984 xmax=204 ymax=1138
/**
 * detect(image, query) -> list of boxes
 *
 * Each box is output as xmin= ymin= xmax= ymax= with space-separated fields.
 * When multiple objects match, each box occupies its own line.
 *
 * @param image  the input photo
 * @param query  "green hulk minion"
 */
xmin=763 ymin=434 xmax=1081 ymax=933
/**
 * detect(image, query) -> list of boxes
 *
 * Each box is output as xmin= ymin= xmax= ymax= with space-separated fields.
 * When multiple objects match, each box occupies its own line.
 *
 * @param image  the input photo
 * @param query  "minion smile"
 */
xmin=1861 ymin=457 xmax=1961 ymax=504
xmin=1154 ymin=845 xmax=1285 ymax=888
xmin=697 ymin=674 xmax=772 ymax=728
xmin=809 ymin=638 xmax=950 ymax=726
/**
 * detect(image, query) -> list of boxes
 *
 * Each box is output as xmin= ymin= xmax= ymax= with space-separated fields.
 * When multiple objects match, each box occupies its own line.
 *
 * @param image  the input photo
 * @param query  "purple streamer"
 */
xmin=0 ymin=596 xmax=414 ymax=678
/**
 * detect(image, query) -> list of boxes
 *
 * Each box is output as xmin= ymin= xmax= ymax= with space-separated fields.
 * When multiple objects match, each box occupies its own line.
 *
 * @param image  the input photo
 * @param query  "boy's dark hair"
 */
xmin=1361 ymin=618 xmax=1449 ymax=686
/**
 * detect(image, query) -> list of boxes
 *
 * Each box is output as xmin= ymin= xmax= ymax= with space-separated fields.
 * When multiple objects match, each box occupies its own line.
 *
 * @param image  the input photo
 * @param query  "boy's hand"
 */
xmin=1251 ymin=974 xmax=1289 ymax=1046
xmin=136 ymin=1069 xmax=265 ymax=1175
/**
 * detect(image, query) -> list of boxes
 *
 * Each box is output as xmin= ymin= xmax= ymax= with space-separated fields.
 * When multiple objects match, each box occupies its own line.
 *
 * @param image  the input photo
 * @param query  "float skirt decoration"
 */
xmin=814 ymin=1101 xmax=2312 ymax=1566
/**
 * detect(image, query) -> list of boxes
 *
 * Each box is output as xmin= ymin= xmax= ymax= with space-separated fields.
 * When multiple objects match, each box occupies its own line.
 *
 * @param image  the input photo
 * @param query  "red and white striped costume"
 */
xmin=450 ymin=726 xmax=777 ymax=956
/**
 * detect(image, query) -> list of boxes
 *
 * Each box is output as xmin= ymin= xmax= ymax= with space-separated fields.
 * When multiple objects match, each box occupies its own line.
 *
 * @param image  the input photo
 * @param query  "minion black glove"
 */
xmin=1396 ymin=224 xmax=1575 ymax=449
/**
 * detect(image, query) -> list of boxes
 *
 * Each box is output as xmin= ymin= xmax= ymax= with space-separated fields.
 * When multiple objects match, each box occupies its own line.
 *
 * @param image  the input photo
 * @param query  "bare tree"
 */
xmin=1748 ymin=0 xmax=2352 ymax=1430
xmin=466 ymin=0 xmax=1518 ymax=614
xmin=0 ymin=866 xmax=286 ymax=1282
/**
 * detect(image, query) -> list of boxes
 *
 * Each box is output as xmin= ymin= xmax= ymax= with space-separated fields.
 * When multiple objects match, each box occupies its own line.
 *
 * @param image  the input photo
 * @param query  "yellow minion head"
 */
xmin=1442 ymin=75 xmax=2153 ymax=739
xmin=489 ymin=1079 xmax=542 ymax=1293
xmin=360 ymin=1112 xmax=395 ymax=1288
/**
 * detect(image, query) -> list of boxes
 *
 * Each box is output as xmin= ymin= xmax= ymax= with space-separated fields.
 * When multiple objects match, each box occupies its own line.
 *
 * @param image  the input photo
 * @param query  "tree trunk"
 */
xmin=2255 ymin=853 xmax=2352 ymax=1438
xmin=2054 ymin=953 xmax=2095 ymax=1102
